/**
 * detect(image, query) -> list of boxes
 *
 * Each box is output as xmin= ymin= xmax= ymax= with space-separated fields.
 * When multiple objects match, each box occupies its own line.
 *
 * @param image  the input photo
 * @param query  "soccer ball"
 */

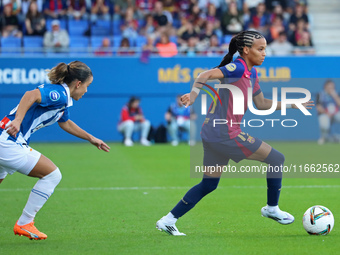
xmin=302 ymin=205 xmax=334 ymax=235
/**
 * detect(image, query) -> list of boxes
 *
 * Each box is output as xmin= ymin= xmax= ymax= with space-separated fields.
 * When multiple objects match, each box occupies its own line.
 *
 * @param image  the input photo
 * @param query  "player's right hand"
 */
xmin=181 ymin=93 xmax=195 ymax=108
xmin=5 ymin=119 xmax=21 ymax=138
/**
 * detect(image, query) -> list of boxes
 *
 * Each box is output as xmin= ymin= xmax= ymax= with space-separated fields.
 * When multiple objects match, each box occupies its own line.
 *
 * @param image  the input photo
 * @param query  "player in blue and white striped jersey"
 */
xmin=0 ymin=61 xmax=110 ymax=240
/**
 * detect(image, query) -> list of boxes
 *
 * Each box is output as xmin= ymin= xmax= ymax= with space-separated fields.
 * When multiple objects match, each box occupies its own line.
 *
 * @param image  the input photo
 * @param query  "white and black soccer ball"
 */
xmin=302 ymin=205 xmax=334 ymax=235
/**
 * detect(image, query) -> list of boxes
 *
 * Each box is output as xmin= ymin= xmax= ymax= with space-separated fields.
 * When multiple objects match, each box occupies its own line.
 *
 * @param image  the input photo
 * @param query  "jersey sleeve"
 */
xmin=57 ymin=108 xmax=70 ymax=123
xmin=38 ymin=85 xmax=67 ymax=108
xmin=252 ymin=69 xmax=262 ymax=97
xmin=218 ymin=62 xmax=245 ymax=82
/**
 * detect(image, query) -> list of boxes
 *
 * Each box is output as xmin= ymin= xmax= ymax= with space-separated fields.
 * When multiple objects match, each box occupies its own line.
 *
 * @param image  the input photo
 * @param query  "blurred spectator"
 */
xmin=221 ymin=0 xmax=244 ymax=35
xmin=140 ymin=36 xmax=156 ymax=63
xmin=198 ymin=0 xmax=222 ymax=10
xmin=249 ymin=3 xmax=270 ymax=35
xmin=153 ymin=1 xmax=173 ymax=29
xmin=118 ymin=96 xmax=151 ymax=146
xmin=270 ymin=3 xmax=289 ymax=25
xmin=114 ymin=0 xmax=135 ymax=14
xmin=156 ymin=33 xmax=177 ymax=57
xmin=67 ymin=0 xmax=88 ymax=20
xmin=162 ymin=0 xmax=177 ymax=15
xmin=43 ymin=19 xmax=69 ymax=52
xmin=117 ymin=37 xmax=135 ymax=55
xmin=204 ymin=34 xmax=225 ymax=56
xmin=0 ymin=2 xmax=22 ymax=38
xmin=268 ymin=15 xmax=285 ymax=43
xmin=265 ymin=0 xmax=286 ymax=11
xmin=140 ymin=13 xmax=156 ymax=37
xmin=91 ymin=0 xmax=110 ymax=23
xmin=43 ymin=0 xmax=67 ymax=20
xmin=136 ymin=0 xmax=157 ymax=15
xmin=25 ymin=0 xmax=46 ymax=36
xmin=198 ymin=21 xmax=216 ymax=49
xmin=267 ymin=31 xmax=293 ymax=56
xmin=177 ymin=21 xmax=200 ymax=46
xmin=94 ymin=37 xmax=112 ymax=56
xmin=244 ymin=0 xmax=264 ymax=14
xmin=121 ymin=7 xmax=139 ymax=40
xmin=165 ymin=95 xmax=197 ymax=146
xmin=316 ymin=80 xmax=340 ymax=144
xmin=179 ymin=36 xmax=199 ymax=56
xmin=290 ymin=19 xmax=312 ymax=47
xmin=289 ymin=2 xmax=308 ymax=32
xmin=187 ymin=3 xmax=204 ymax=28
xmin=176 ymin=0 xmax=191 ymax=16
xmin=293 ymin=30 xmax=314 ymax=55
xmin=22 ymin=0 xmax=43 ymax=17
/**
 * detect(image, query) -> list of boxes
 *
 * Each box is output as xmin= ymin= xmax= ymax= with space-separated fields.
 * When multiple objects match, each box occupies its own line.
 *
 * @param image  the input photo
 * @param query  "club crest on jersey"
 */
xmin=247 ymin=135 xmax=255 ymax=144
xmin=49 ymin=90 xmax=60 ymax=101
xmin=226 ymin=63 xmax=236 ymax=72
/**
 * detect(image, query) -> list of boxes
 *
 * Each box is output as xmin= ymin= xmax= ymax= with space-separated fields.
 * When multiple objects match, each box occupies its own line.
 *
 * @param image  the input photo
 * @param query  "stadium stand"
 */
xmin=0 ymin=0 xmax=320 ymax=56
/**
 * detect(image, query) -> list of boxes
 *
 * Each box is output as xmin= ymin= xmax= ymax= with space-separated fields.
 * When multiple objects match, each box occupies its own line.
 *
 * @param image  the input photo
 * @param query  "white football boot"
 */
xmin=156 ymin=216 xmax=186 ymax=236
xmin=261 ymin=205 xmax=295 ymax=225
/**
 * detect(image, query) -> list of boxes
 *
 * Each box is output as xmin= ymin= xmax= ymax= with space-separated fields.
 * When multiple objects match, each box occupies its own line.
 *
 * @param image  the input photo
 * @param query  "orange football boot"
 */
xmin=13 ymin=221 xmax=47 ymax=240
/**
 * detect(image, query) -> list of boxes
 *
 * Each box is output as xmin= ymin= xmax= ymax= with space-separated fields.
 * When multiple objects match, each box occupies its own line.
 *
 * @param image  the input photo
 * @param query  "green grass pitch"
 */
xmin=0 ymin=142 xmax=339 ymax=255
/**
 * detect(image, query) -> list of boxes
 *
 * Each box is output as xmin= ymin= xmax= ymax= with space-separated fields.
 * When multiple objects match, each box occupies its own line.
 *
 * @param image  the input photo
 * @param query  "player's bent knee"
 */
xmin=202 ymin=177 xmax=220 ymax=194
xmin=42 ymin=168 xmax=62 ymax=186
xmin=264 ymin=148 xmax=285 ymax=165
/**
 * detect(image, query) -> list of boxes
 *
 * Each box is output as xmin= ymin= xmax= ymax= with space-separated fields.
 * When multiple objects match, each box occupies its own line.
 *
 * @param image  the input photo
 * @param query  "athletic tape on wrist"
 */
xmin=192 ymin=87 xmax=200 ymax=95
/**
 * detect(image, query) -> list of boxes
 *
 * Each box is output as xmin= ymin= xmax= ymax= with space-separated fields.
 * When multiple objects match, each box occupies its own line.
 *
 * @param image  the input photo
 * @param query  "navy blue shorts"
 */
xmin=202 ymin=132 xmax=263 ymax=166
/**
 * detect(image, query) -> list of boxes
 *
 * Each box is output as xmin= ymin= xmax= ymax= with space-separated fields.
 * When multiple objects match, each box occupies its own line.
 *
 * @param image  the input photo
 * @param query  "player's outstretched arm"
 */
xmin=6 ymin=89 xmax=42 ymax=137
xmin=182 ymin=68 xmax=224 ymax=108
xmin=58 ymin=120 xmax=110 ymax=152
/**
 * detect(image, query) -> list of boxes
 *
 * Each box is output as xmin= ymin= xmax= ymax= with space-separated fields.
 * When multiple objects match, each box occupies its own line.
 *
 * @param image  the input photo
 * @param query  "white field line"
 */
xmin=0 ymin=185 xmax=340 ymax=192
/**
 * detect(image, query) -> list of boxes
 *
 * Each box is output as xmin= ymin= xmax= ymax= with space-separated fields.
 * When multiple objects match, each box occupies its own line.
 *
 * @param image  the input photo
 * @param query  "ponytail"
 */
xmin=217 ymin=36 xmax=238 ymax=67
xmin=47 ymin=61 xmax=93 ymax=85
xmin=216 ymin=30 xmax=264 ymax=68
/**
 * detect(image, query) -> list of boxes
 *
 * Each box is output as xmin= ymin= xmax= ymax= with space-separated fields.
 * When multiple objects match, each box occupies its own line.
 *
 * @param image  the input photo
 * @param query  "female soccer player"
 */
xmin=156 ymin=30 xmax=314 ymax=235
xmin=0 ymin=61 xmax=110 ymax=240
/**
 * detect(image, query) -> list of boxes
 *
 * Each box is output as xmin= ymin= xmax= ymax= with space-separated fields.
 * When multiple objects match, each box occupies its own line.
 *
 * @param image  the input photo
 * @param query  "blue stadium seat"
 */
xmin=169 ymin=35 xmax=178 ymax=45
xmin=91 ymin=36 xmax=112 ymax=49
xmin=68 ymin=20 xmax=89 ymax=36
xmin=1 ymin=37 xmax=22 ymax=55
xmin=224 ymin=35 xmax=233 ymax=44
xmin=46 ymin=19 xmax=67 ymax=31
xmin=112 ymin=35 xmax=122 ymax=47
xmin=112 ymin=36 xmax=134 ymax=48
xmin=112 ymin=20 xmax=121 ymax=35
xmin=91 ymin=20 xmax=111 ymax=36
xmin=135 ymin=35 xmax=147 ymax=47
xmin=23 ymin=36 xmax=44 ymax=55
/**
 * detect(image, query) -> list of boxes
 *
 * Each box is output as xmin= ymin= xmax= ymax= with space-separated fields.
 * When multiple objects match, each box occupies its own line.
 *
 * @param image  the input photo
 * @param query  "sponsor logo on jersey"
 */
xmin=226 ymin=63 xmax=236 ymax=72
xmin=49 ymin=90 xmax=60 ymax=101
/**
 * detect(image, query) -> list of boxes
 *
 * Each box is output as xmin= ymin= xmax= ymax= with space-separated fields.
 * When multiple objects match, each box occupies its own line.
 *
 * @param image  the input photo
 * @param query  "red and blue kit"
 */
xmin=201 ymin=57 xmax=263 ymax=165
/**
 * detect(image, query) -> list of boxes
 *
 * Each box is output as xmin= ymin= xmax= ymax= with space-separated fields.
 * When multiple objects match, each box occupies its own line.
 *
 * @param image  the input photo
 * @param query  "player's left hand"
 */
xmin=301 ymin=100 xmax=315 ymax=110
xmin=90 ymin=137 xmax=110 ymax=152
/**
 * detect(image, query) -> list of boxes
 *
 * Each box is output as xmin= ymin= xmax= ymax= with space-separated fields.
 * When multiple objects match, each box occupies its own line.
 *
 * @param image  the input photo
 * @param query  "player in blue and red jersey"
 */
xmin=156 ymin=30 xmax=314 ymax=235
xmin=0 ymin=61 xmax=110 ymax=240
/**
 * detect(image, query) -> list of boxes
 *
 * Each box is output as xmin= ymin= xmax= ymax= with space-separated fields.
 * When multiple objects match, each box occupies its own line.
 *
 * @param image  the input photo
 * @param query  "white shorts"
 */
xmin=0 ymin=131 xmax=41 ymax=179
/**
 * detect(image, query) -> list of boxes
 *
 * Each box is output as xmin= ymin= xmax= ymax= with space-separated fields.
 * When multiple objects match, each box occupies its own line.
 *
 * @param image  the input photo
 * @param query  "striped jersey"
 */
xmin=0 ymin=83 xmax=73 ymax=144
xmin=201 ymin=57 xmax=262 ymax=141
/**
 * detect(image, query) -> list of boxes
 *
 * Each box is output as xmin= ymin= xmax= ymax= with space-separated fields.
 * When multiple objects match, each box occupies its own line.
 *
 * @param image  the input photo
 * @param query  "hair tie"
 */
xmin=67 ymin=65 xmax=70 ymax=74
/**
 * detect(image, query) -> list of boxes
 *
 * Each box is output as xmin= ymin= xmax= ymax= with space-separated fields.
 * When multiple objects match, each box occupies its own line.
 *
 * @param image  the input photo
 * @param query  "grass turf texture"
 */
xmin=0 ymin=142 xmax=339 ymax=255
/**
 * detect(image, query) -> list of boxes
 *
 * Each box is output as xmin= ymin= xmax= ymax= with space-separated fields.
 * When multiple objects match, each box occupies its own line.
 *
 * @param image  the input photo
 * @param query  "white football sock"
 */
xmin=267 ymin=205 xmax=279 ymax=213
xmin=17 ymin=168 xmax=62 ymax=226
xmin=164 ymin=212 xmax=177 ymax=224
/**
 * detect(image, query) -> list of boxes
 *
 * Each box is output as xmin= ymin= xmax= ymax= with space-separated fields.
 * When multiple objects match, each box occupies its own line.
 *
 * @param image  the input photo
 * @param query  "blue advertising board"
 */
xmin=0 ymin=56 xmax=339 ymax=142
